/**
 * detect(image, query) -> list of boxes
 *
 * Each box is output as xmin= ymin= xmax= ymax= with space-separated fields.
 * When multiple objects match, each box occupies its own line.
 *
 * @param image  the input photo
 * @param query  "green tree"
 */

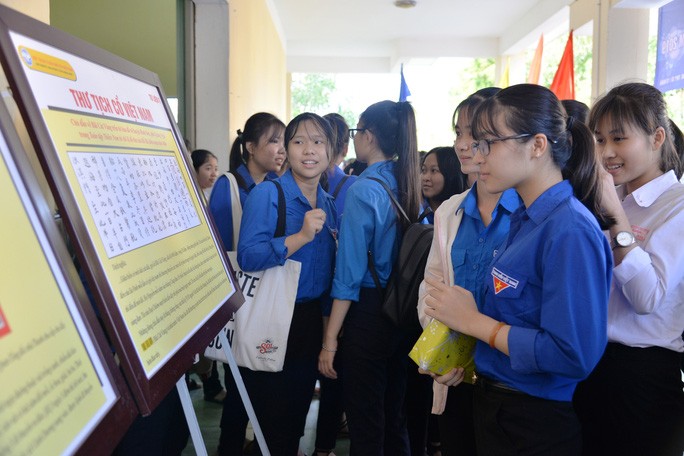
xmin=291 ymin=73 xmax=357 ymax=127
xmin=446 ymin=57 xmax=495 ymax=118
xmin=471 ymin=58 xmax=496 ymax=91
xmin=291 ymin=73 xmax=336 ymax=117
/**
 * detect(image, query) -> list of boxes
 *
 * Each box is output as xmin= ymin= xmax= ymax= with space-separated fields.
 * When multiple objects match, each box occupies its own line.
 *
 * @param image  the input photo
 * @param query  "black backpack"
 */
xmin=367 ymin=177 xmax=433 ymax=335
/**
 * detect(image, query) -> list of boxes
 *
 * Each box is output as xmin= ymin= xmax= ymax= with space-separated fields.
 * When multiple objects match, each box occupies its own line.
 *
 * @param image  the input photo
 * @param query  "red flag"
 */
xmin=527 ymin=34 xmax=543 ymax=84
xmin=550 ymin=31 xmax=575 ymax=100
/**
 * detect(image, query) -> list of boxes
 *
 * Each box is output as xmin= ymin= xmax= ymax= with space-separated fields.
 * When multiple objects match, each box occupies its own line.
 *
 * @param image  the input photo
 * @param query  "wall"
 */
xmin=50 ymin=0 xmax=179 ymax=97
xmin=228 ymin=0 xmax=287 ymax=150
xmin=0 ymin=0 xmax=49 ymax=22
xmin=0 ymin=0 xmax=52 ymax=203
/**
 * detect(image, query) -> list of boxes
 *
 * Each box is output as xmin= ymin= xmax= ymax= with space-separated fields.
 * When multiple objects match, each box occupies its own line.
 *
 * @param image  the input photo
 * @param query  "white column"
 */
xmin=592 ymin=2 xmax=650 ymax=99
xmin=189 ymin=0 xmax=230 ymax=172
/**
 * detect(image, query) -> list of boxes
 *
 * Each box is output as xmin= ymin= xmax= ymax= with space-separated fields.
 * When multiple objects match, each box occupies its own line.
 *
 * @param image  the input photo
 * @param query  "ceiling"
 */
xmin=268 ymin=0 xmax=575 ymax=73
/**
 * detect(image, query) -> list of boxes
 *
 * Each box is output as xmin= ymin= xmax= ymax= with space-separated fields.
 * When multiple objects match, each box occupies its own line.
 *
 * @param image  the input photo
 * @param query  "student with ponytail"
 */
xmin=319 ymin=100 xmax=421 ymax=455
xmin=209 ymin=112 xmax=285 ymax=454
xmin=219 ymin=113 xmax=338 ymax=455
xmin=417 ymin=87 xmax=521 ymax=456
xmin=422 ymin=84 xmax=613 ymax=455
xmin=574 ymin=82 xmax=684 ymax=456
xmin=209 ymin=112 xmax=286 ymax=250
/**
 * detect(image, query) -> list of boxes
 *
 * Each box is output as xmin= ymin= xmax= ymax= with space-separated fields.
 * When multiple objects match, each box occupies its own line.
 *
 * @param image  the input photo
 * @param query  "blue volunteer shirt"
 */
xmin=237 ymin=169 xmax=338 ymax=303
xmin=326 ymin=165 xmax=357 ymax=229
xmin=332 ymin=160 xmax=400 ymax=302
xmin=475 ymin=180 xmax=612 ymax=402
xmin=209 ymin=164 xmax=278 ymax=251
xmin=452 ymin=184 xmax=521 ymax=307
xmin=235 ymin=164 xmax=280 ymax=205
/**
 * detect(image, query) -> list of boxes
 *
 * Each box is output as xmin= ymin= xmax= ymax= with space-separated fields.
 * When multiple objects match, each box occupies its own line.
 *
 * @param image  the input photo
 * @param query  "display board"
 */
xmin=0 ymin=5 xmax=243 ymax=414
xmin=0 ymin=90 xmax=137 ymax=454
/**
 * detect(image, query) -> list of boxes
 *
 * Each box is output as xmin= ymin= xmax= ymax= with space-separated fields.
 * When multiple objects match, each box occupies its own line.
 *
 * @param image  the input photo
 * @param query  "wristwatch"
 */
xmin=611 ymin=231 xmax=636 ymax=250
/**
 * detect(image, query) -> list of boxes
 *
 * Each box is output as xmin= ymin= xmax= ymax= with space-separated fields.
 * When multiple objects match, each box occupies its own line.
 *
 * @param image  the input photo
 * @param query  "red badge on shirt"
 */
xmin=493 ymin=276 xmax=510 ymax=294
xmin=492 ymin=267 xmax=519 ymax=295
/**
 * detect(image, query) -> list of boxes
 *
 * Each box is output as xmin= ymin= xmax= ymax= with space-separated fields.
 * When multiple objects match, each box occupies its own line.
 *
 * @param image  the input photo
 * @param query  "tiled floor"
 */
xmin=182 ymin=368 xmax=350 ymax=456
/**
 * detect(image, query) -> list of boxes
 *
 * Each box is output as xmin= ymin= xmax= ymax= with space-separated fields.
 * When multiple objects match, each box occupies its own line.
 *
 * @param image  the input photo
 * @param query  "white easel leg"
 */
xmin=176 ymin=377 xmax=208 ymax=456
xmin=219 ymin=331 xmax=270 ymax=456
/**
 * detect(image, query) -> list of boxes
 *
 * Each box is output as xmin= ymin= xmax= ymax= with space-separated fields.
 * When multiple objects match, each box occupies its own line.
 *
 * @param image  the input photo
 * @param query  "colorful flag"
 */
xmin=399 ymin=63 xmax=411 ymax=102
xmin=528 ymin=34 xmax=544 ymax=84
xmin=654 ymin=0 xmax=684 ymax=92
xmin=498 ymin=57 xmax=510 ymax=88
xmin=550 ymin=31 xmax=575 ymax=100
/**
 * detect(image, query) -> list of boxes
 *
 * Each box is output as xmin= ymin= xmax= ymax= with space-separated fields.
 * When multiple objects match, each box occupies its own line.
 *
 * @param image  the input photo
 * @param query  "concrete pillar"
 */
xmin=188 ymin=0 xmax=230 ymax=172
xmin=592 ymin=1 xmax=650 ymax=99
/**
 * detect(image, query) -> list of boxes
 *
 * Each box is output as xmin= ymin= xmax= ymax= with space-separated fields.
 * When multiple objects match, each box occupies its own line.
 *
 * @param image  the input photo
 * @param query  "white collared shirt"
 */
xmin=608 ymin=170 xmax=684 ymax=351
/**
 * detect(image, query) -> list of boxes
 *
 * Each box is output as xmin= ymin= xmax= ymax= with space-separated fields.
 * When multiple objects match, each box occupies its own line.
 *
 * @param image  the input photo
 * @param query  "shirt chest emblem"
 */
xmin=492 ymin=267 xmax=519 ymax=294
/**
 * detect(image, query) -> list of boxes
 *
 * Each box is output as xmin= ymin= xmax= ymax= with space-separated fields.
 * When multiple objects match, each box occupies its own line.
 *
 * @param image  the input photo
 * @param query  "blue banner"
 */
xmin=655 ymin=0 xmax=684 ymax=92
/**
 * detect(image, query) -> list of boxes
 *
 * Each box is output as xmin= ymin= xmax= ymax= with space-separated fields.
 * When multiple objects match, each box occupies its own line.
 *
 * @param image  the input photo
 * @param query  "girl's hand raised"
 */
xmin=597 ymin=167 xmax=623 ymax=219
xmin=300 ymin=208 xmax=326 ymax=242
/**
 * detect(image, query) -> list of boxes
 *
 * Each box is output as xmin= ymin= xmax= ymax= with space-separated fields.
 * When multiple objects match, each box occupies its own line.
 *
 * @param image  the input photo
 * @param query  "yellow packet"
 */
xmin=409 ymin=319 xmax=477 ymax=383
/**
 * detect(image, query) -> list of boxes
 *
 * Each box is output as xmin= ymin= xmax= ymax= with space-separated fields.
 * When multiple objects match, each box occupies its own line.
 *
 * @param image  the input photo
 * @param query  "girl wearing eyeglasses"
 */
xmin=319 ymin=100 xmax=421 ymax=455
xmin=416 ymin=87 xmax=522 ymax=456
xmin=423 ymin=84 xmax=614 ymax=455
xmin=573 ymin=82 xmax=684 ymax=456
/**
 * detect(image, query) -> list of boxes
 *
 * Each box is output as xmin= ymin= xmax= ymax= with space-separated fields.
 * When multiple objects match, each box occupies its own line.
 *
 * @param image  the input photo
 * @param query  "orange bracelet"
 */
xmin=489 ymin=321 xmax=506 ymax=349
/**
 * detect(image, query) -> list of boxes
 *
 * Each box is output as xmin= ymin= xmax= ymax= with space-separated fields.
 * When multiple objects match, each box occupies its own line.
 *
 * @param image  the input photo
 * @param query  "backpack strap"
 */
xmin=417 ymin=206 xmax=432 ymax=223
xmin=367 ymin=250 xmax=383 ymax=296
xmin=367 ymin=177 xmax=410 ymax=225
xmin=331 ymin=175 xmax=350 ymax=199
xmin=223 ymin=172 xmax=243 ymax=249
xmin=271 ymin=180 xmax=286 ymax=238
xmin=366 ymin=176 xmax=409 ymax=297
xmin=230 ymin=169 xmax=253 ymax=192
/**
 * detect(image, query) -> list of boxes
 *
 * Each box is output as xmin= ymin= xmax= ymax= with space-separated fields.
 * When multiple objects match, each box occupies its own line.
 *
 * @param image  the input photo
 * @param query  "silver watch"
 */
xmin=611 ymin=231 xmax=635 ymax=250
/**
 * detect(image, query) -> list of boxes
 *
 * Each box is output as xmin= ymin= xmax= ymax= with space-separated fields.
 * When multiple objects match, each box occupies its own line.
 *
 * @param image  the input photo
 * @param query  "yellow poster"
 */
xmin=9 ymin=31 xmax=237 ymax=378
xmin=44 ymin=109 xmax=235 ymax=376
xmin=0 ymin=139 xmax=114 ymax=454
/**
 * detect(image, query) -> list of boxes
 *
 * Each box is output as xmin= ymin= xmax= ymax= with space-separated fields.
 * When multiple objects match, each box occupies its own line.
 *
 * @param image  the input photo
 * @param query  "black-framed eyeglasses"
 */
xmin=349 ymin=128 xmax=367 ymax=139
xmin=471 ymin=133 xmax=533 ymax=157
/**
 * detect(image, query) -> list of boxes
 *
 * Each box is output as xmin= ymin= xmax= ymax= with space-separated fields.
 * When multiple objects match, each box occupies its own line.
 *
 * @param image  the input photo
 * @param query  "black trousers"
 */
xmin=342 ymin=287 xmax=412 ymax=456
xmin=473 ymin=379 xmax=581 ymax=456
xmin=315 ymin=351 xmax=345 ymax=451
xmin=574 ymin=343 xmax=684 ymax=456
xmin=404 ymin=361 xmax=433 ymax=456
xmin=438 ymin=383 xmax=476 ymax=456
xmin=113 ymin=387 xmax=189 ymax=456
xmin=219 ymin=299 xmax=322 ymax=456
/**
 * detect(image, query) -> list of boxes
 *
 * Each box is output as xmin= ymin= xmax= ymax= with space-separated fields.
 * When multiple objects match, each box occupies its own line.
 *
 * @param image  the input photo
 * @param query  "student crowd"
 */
xmin=145 ymin=81 xmax=684 ymax=456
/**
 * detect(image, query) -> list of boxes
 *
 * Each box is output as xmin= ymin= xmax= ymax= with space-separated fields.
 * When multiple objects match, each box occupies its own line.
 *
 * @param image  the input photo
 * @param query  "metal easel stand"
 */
xmin=177 ymin=376 xmax=208 ymax=456
xmin=219 ymin=330 xmax=270 ymax=456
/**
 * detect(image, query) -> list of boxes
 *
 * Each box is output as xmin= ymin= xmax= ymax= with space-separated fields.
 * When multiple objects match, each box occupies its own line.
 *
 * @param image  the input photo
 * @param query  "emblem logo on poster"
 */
xmin=20 ymin=47 xmax=32 ymax=66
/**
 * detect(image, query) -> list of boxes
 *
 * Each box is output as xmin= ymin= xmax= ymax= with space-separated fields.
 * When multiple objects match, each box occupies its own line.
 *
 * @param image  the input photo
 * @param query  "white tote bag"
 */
xmin=205 ymin=252 xmax=300 ymax=371
xmin=205 ymin=179 xmax=300 ymax=371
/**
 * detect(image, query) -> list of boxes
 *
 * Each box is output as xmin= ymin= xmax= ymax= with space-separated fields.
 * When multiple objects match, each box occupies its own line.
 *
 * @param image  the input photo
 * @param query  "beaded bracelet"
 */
xmin=321 ymin=344 xmax=337 ymax=353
